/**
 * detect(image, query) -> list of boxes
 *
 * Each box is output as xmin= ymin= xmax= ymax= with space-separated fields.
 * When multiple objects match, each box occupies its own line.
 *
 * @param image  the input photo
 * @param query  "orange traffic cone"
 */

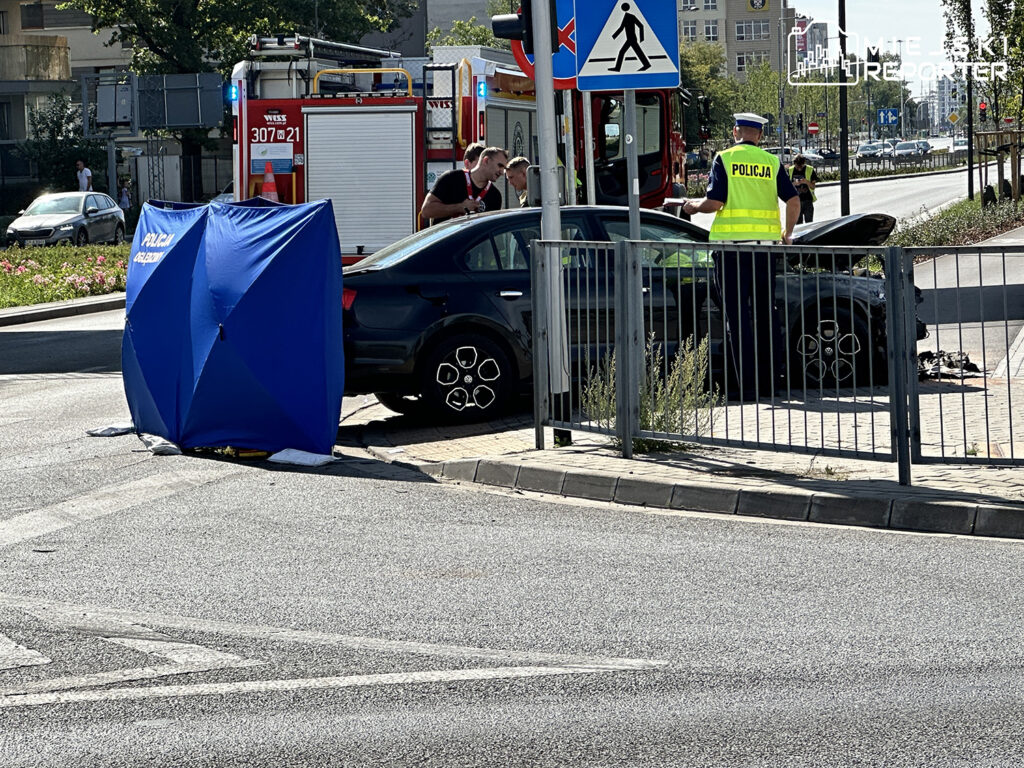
xmin=261 ymin=161 xmax=279 ymax=202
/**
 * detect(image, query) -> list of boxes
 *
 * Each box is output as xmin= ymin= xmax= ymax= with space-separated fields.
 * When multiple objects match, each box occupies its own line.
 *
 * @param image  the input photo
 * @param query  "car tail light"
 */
xmin=342 ymin=287 xmax=357 ymax=310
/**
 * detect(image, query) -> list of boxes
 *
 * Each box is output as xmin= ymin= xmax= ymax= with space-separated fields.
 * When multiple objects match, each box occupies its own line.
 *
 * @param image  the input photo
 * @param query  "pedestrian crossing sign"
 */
xmin=574 ymin=0 xmax=680 ymax=91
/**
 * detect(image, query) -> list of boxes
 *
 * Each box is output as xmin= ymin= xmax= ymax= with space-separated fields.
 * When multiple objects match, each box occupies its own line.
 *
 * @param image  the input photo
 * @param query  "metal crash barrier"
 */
xmin=531 ymin=240 xmax=1024 ymax=484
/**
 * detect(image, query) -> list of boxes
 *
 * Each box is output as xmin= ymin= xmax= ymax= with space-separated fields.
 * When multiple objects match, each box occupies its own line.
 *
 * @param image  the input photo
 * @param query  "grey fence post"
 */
xmin=904 ymin=252 xmax=924 ymax=462
xmin=531 ymin=239 xmax=550 ymax=450
xmin=884 ymin=246 xmax=913 ymax=485
xmin=614 ymin=241 xmax=643 ymax=458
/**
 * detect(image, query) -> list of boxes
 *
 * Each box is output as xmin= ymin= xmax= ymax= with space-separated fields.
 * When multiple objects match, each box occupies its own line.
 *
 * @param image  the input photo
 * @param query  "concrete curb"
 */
xmin=407 ymin=451 xmax=1023 ymax=540
xmin=0 ymin=293 xmax=125 ymax=327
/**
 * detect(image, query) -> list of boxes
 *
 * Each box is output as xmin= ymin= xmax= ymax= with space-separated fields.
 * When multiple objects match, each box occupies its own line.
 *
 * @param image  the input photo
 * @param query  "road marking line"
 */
xmin=0 ymin=633 xmax=50 ymax=671
xmin=0 ymin=664 xmax=626 ymax=709
xmin=0 ymin=592 xmax=664 ymax=671
xmin=105 ymin=637 xmax=250 ymax=667
xmin=0 ymin=470 xmax=235 ymax=548
xmin=0 ymin=659 xmax=263 ymax=698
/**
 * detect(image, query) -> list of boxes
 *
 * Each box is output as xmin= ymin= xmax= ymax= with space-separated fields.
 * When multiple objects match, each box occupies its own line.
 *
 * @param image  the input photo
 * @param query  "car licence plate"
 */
xmin=26 ymin=239 xmax=45 ymax=246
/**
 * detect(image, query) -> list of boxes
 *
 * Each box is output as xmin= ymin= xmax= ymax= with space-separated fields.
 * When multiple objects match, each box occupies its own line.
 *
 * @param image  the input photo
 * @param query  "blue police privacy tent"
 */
xmin=122 ymin=198 xmax=344 ymax=455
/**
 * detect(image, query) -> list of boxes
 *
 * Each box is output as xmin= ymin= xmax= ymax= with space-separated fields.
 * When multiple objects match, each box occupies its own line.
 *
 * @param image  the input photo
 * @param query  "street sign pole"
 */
xmin=625 ymin=90 xmax=640 ymax=240
xmin=582 ymin=97 xmax=597 ymax=204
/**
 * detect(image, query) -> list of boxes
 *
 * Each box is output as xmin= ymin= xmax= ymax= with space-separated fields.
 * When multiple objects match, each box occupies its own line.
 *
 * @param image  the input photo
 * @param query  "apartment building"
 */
xmin=678 ymin=0 xmax=798 ymax=82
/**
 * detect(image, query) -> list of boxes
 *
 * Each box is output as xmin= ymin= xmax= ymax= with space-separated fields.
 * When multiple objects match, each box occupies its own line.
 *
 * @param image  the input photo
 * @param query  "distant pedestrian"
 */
xmin=76 ymin=159 xmax=93 ymax=191
xmin=118 ymin=181 xmax=131 ymax=211
xmin=788 ymin=155 xmax=818 ymax=223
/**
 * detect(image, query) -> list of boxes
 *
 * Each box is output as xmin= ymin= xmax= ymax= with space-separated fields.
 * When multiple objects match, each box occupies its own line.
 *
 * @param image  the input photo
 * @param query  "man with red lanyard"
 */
xmin=420 ymin=146 xmax=508 ymax=226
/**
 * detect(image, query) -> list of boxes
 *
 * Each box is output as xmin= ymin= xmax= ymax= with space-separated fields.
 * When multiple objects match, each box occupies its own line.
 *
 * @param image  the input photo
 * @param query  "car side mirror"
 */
xmin=18 ymin=209 xmax=25 ymax=215
xmin=86 ymin=207 xmax=99 ymax=215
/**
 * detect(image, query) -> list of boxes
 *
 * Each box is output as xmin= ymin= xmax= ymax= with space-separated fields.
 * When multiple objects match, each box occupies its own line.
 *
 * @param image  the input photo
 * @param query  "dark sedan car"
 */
xmin=5 ymin=191 xmax=126 ymax=247
xmin=343 ymin=207 xmax=906 ymax=421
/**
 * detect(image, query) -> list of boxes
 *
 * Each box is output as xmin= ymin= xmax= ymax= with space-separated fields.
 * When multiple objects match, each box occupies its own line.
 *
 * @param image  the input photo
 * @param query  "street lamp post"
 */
xmin=838 ymin=0 xmax=850 ymax=215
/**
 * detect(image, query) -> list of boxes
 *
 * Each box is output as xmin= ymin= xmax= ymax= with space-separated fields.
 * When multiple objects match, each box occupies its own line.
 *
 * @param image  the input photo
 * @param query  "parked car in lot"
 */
xmin=343 ymin=206 xmax=920 ymax=421
xmin=5 ymin=192 xmax=126 ymax=247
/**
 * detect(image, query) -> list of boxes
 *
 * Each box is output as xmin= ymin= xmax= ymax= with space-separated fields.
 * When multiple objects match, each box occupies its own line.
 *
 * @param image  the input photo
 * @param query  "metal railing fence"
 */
xmin=905 ymin=245 xmax=1023 ymax=467
xmin=532 ymin=239 xmax=1024 ymax=483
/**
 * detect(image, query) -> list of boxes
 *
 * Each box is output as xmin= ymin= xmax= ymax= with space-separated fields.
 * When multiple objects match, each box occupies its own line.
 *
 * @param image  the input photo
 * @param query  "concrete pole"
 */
xmin=533 ymin=1 xmax=561 ymax=241
xmin=531 ymin=0 xmax=571 ymax=427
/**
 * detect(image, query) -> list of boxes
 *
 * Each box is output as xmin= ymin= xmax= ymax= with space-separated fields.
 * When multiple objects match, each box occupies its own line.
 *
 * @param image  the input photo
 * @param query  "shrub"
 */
xmin=0 ymin=244 xmax=130 ymax=308
xmin=581 ymin=333 xmax=719 ymax=447
xmin=887 ymin=198 xmax=1024 ymax=247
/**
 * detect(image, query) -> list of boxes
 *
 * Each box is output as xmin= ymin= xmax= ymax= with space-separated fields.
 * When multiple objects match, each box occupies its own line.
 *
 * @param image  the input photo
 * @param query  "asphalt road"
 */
xmin=3 ymin=311 xmax=1024 ymax=766
xmin=688 ymin=164 xmax=974 ymax=231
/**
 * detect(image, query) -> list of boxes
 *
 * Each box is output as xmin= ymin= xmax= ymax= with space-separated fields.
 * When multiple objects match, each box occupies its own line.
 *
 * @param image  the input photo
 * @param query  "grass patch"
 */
xmin=0 ymin=244 xmax=130 ymax=308
xmin=886 ymin=197 xmax=1024 ymax=247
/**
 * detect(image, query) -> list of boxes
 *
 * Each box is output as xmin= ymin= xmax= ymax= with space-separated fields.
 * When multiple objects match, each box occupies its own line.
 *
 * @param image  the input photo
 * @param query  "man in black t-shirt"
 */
xmin=420 ymin=146 xmax=508 ymax=226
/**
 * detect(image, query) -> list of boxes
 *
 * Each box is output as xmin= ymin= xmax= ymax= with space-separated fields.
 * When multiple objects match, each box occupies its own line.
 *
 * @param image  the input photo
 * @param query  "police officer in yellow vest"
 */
xmin=680 ymin=113 xmax=801 ymax=400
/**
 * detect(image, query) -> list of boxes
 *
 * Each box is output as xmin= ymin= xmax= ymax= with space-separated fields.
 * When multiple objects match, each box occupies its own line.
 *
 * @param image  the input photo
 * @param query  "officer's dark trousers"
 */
xmin=712 ymin=248 xmax=785 ymax=399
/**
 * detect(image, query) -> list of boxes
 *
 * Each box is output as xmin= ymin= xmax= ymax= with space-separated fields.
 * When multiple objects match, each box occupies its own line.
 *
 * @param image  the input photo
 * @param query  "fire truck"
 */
xmin=230 ymin=35 xmax=688 ymax=262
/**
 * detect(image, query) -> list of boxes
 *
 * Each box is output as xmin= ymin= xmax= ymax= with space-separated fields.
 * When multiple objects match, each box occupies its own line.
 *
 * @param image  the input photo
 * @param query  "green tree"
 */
xmin=427 ymin=0 xmax=511 ymax=52
xmin=15 ymin=93 xmax=107 ymax=193
xmin=56 ymin=0 xmax=414 ymax=198
xmin=58 ymin=0 xmax=416 ymax=76
xmin=678 ymin=41 xmax=738 ymax=146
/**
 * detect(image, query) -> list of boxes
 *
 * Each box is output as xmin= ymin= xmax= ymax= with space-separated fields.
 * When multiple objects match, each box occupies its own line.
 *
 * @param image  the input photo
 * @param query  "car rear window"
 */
xmin=350 ymin=219 xmax=468 ymax=270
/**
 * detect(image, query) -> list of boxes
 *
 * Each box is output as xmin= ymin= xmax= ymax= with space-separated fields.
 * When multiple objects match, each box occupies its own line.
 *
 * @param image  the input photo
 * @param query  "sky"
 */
xmin=792 ymin=0 xmax=992 ymax=97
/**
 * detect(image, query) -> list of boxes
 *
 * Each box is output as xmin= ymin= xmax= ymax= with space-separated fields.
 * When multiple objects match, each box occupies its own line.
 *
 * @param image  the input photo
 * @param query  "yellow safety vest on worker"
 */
xmin=708 ymin=144 xmax=783 ymax=242
xmin=788 ymin=165 xmax=817 ymax=202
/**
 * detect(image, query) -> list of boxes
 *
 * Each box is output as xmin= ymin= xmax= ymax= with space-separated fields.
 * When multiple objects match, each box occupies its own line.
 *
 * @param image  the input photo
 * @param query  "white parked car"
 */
xmin=211 ymin=181 xmax=234 ymax=204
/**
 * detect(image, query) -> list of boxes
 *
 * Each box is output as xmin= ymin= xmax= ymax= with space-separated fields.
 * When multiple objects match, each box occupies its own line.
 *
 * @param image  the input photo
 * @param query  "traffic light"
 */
xmin=491 ymin=1 xmax=557 ymax=57
xmin=492 ymin=0 xmax=535 ymax=55
xmin=697 ymin=94 xmax=711 ymax=125
xmin=797 ymin=113 xmax=804 ymax=131
xmin=979 ymin=101 xmax=987 ymax=122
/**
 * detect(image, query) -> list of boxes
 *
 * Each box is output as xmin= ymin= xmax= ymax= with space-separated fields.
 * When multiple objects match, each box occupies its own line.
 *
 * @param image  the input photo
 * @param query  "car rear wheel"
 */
xmin=420 ymin=333 xmax=513 ymax=423
xmin=112 ymin=224 xmax=125 ymax=245
xmin=790 ymin=307 xmax=875 ymax=389
xmin=75 ymin=228 xmax=88 ymax=246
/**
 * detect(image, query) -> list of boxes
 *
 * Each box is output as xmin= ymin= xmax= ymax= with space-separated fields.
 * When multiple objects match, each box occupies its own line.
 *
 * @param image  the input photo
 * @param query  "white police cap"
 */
xmin=734 ymin=112 xmax=768 ymax=129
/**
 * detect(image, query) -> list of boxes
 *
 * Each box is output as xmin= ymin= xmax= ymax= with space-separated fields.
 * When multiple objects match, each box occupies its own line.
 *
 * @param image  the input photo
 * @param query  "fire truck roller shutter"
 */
xmin=485 ymin=103 xmax=536 ymax=209
xmin=304 ymin=107 xmax=418 ymax=254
